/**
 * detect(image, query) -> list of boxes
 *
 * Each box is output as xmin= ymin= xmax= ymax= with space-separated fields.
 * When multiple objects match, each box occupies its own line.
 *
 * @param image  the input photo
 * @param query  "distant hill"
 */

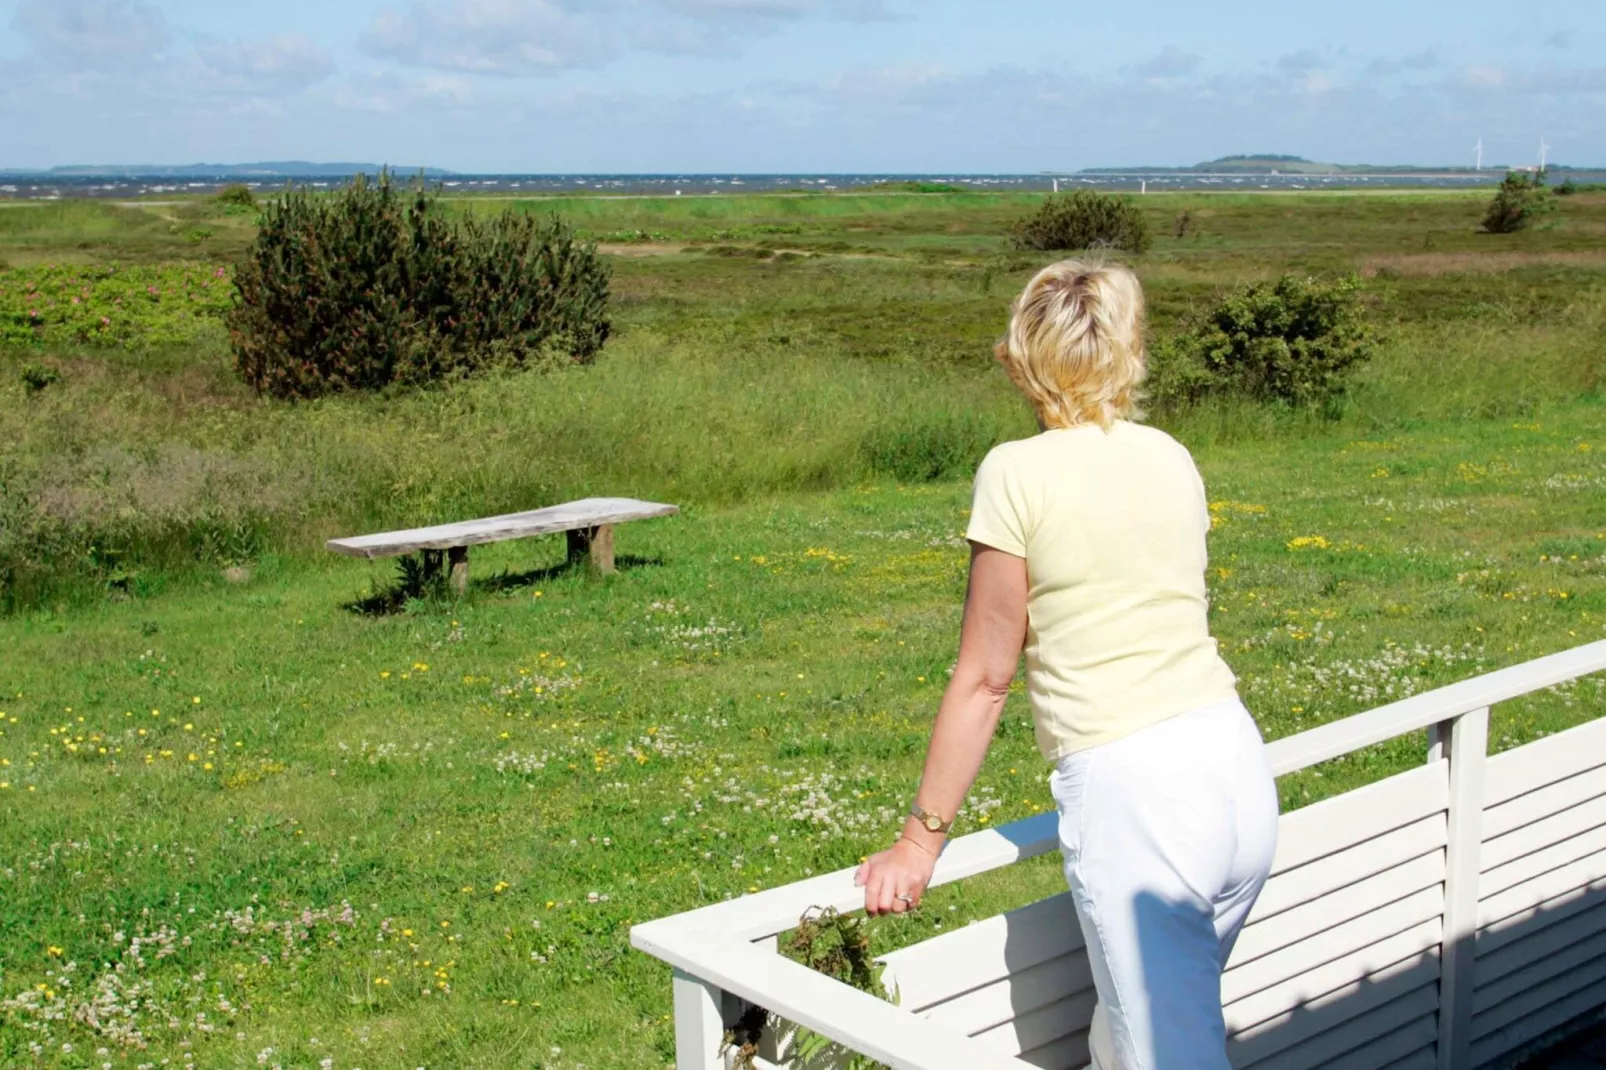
xmin=1078 ymin=155 xmax=1591 ymax=175
xmin=27 ymin=162 xmax=454 ymax=178
xmin=1082 ymin=155 xmax=1345 ymax=175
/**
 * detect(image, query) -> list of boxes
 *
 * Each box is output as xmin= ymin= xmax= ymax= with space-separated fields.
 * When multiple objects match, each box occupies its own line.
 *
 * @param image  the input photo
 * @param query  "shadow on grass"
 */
xmin=342 ymin=553 xmax=666 ymax=617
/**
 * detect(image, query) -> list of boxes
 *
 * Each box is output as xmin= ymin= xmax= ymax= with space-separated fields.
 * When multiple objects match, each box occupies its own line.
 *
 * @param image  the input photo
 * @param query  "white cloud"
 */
xmin=12 ymin=0 xmax=169 ymax=63
xmin=359 ymin=0 xmax=891 ymax=74
xmin=1131 ymin=45 xmax=1203 ymax=79
xmin=195 ymin=35 xmax=336 ymax=93
xmin=1276 ymin=49 xmax=1327 ymax=73
xmin=1365 ymin=50 xmax=1438 ymax=76
xmin=1457 ymin=64 xmax=1507 ymax=89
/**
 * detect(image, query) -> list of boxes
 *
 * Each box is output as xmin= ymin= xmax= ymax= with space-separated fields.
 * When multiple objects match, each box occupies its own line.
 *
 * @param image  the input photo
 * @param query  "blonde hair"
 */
xmin=994 ymin=260 xmax=1147 ymax=431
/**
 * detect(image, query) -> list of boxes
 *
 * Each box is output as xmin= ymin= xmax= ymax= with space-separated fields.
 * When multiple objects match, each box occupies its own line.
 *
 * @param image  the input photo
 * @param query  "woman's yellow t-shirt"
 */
xmin=965 ymin=420 xmax=1239 ymax=761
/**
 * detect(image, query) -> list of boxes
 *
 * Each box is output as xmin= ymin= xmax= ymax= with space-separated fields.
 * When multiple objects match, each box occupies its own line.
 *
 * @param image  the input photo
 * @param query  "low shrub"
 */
xmin=19 ymin=362 xmax=60 ymax=392
xmin=1010 ymin=190 xmax=1151 ymax=254
xmin=215 ymin=184 xmax=257 ymax=211
xmin=1148 ymin=274 xmax=1377 ymax=408
xmin=864 ymin=181 xmax=966 ymax=193
xmin=228 ymin=173 xmax=612 ymax=400
xmin=0 ymin=263 xmax=233 ymax=349
xmin=1482 ymin=171 xmax=1556 ymax=234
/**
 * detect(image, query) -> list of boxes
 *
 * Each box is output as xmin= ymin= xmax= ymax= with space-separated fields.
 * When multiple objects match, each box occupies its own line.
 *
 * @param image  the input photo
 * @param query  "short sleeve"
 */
xmin=966 ymin=446 xmax=1029 ymax=558
xmin=1185 ymin=451 xmax=1212 ymax=534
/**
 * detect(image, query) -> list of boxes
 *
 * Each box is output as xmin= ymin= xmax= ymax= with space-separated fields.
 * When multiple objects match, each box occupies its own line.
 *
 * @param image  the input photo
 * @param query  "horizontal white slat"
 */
xmin=1314 ymin=1012 xmax=1441 ymax=1070
xmin=1267 ymin=765 xmax=1446 ymax=877
xmin=1225 ymin=919 xmax=1440 ymax=1036
xmin=1473 ymin=951 xmax=1606 ymax=1041
xmin=1471 ymin=975 xmax=1606 ymax=1069
xmin=972 ymin=988 xmax=1098 ymax=1058
xmin=1476 ymin=899 xmax=1606 ymax=986
xmin=1230 ymin=853 xmax=1444 ymax=969
xmin=1484 ymin=713 xmax=1606 ymax=806
xmin=918 ymin=952 xmax=1093 ymax=1039
xmin=879 ymin=891 xmax=1082 ymax=1011
xmin=637 ymin=811 xmax=1062 ymax=945
xmin=1376 ymin=1046 xmax=1438 ymax=1070
xmin=1473 ymin=930 xmax=1606 ymax=1015
xmin=1260 ymin=640 xmax=1606 ymax=777
xmin=1478 ymin=871 xmax=1606 ymax=957
xmin=1233 ymin=986 xmax=1437 ymax=1070
xmin=1482 ymin=769 xmax=1606 ymax=841
xmin=1482 ymin=792 xmax=1606 ymax=874
xmin=1481 ymin=821 xmax=1606 ymax=899
xmin=1224 ymin=885 xmax=1443 ymax=1003
xmin=1477 ymin=848 xmax=1606 ymax=929
xmin=1227 ymin=941 xmax=1438 ymax=1065
xmin=1018 ymin=1027 xmax=1089 ymax=1070
xmin=1257 ymin=813 xmax=1446 ymax=921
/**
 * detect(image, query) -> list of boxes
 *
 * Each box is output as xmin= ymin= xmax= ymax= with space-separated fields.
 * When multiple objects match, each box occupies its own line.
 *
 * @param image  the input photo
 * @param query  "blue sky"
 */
xmin=0 ymin=0 xmax=1600 ymax=171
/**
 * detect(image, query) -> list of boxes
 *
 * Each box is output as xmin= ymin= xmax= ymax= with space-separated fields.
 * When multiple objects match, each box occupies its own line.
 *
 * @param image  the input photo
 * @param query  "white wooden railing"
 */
xmin=631 ymin=639 xmax=1606 ymax=1070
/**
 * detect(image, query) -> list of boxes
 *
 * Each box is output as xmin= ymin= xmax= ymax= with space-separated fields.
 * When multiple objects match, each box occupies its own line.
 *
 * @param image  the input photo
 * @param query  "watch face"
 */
xmin=924 ymin=815 xmax=942 ymax=831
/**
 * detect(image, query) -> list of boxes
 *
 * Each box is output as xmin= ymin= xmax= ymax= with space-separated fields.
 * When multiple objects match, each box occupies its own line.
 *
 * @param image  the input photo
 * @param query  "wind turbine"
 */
xmin=1474 ymin=137 xmax=1483 ymax=171
xmin=1539 ymin=136 xmax=1550 ymax=172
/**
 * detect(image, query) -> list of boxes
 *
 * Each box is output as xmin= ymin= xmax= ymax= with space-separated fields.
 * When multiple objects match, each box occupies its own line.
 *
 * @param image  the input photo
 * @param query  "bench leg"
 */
xmin=448 ymin=546 xmax=469 ymax=598
xmin=421 ymin=549 xmax=444 ymax=583
xmin=565 ymin=525 xmax=616 ymax=575
xmin=591 ymin=524 xmax=615 ymax=575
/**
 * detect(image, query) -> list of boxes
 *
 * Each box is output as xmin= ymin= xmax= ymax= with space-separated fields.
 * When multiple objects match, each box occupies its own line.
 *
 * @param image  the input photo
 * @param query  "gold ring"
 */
xmin=895 ymin=893 xmax=915 ymax=904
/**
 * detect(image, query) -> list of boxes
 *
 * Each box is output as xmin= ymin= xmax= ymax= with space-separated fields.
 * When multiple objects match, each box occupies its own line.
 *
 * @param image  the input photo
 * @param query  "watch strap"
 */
xmin=909 ymin=802 xmax=953 ymax=834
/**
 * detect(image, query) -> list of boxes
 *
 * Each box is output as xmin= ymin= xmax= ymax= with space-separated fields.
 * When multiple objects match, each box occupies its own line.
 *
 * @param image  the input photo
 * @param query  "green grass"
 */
xmin=2 ymin=188 xmax=1606 ymax=1067
xmin=2 ymin=403 xmax=1603 ymax=1068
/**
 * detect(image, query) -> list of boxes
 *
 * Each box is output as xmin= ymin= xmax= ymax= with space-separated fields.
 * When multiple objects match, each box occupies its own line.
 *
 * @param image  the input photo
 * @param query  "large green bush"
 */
xmin=1482 ymin=171 xmax=1556 ymax=234
xmin=1010 ymin=190 xmax=1151 ymax=253
xmin=1148 ymin=274 xmax=1376 ymax=408
xmin=229 ymin=174 xmax=611 ymax=399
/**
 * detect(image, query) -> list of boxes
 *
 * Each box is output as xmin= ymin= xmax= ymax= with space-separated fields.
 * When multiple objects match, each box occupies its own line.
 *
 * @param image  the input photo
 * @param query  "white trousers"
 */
xmin=1049 ymin=696 xmax=1280 ymax=1070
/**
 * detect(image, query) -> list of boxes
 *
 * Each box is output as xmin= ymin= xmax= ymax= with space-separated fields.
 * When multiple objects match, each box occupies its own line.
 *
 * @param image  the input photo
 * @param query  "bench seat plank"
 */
xmin=325 ymin=497 xmax=679 ymax=559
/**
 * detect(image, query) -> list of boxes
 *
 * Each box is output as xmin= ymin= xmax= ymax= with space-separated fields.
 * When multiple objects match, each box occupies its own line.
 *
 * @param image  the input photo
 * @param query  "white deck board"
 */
xmin=1266 ymin=765 xmax=1446 ymax=877
xmin=1484 ymin=714 xmax=1606 ymax=806
xmin=1228 ymin=958 xmax=1439 ymax=1067
xmin=1255 ymin=813 xmax=1446 ymax=920
xmin=1229 ymin=855 xmax=1444 ymax=968
xmin=1223 ymin=919 xmax=1441 ymax=1037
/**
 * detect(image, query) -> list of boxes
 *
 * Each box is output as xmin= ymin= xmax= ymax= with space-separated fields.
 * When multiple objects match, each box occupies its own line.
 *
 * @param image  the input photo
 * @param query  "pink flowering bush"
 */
xmin=0 ymin=263 xmax=233 ymax=349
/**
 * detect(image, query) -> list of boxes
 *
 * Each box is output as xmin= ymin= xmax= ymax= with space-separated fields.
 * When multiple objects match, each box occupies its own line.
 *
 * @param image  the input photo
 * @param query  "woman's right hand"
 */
xmin=855 ymin=837 xmax=938 ymax=916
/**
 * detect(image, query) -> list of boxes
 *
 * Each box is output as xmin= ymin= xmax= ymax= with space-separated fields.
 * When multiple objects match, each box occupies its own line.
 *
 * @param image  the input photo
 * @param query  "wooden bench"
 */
xmin=325 ymin=497 xmax=679 ymax=595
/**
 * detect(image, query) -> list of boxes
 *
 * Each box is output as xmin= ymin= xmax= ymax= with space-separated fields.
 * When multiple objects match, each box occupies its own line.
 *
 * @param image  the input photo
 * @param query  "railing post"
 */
xmin=1435 ymin=706 xmax=1489 ymax=1070
xmin=673 ymin=968 xmax=729 ymax=1069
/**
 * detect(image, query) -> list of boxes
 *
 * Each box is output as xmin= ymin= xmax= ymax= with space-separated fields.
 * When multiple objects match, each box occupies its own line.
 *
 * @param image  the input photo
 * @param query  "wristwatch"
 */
xmin=909 ymin=802 xmax=953 ymax=835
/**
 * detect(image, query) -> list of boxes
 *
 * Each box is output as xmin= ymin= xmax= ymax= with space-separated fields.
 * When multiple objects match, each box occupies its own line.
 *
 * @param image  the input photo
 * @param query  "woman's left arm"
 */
xmin=857 ymin=543 xmax=1029 ymax=916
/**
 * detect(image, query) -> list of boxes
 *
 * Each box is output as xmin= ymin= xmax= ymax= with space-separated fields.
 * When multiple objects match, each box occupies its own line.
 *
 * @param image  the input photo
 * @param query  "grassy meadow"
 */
xmin=1 ymin=188 xmax=1605 ymax=1068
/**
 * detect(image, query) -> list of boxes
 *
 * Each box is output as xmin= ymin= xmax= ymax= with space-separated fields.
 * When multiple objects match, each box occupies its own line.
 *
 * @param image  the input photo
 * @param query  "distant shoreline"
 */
xmin=2 ymin=168 xmax=1603 ymax=201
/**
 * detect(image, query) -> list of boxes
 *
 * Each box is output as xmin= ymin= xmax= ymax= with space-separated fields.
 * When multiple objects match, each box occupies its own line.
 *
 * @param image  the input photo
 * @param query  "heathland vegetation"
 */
xmin=1 ymin=182 xmax=1604 ymax=1067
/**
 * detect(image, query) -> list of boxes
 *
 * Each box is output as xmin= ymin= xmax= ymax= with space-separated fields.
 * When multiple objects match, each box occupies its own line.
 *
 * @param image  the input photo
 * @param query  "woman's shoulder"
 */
xmin=1118 ymin=420 xmax=1197 ymax=462
xmin=979 ymin=422 xmax=1195 ymax=474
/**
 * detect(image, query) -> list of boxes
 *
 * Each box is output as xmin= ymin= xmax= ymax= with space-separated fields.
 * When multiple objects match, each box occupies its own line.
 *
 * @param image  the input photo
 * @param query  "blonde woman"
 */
xmin=856 ymin=261 xmax=1279 ymax=1069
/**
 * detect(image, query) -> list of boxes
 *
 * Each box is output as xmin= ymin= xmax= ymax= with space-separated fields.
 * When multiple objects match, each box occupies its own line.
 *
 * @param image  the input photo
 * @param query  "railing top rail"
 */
xmin=631 ymin=638 xmax=1606 ymax=946
xmin=637 ymin=923 xmax=1033 ymax=1070
xmin=1261 ymin=637 xmax=1606 ymax=777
